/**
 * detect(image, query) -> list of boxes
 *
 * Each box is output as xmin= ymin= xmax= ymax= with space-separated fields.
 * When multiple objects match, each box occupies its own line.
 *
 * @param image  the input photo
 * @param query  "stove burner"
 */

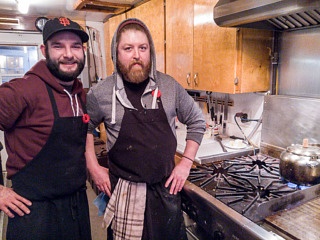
xmin=188 ymin=154 xmax=298 ymax=221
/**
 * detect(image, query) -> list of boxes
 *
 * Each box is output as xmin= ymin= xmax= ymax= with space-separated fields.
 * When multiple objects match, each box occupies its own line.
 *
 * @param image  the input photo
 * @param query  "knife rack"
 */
xmin=190 ymin=95 xmax=234 ymax=107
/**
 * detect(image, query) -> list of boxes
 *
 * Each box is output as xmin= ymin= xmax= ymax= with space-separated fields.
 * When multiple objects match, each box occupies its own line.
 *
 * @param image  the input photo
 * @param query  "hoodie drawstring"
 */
xmin=111 ymin=86 xmax=116 ymax=124
xmin=75 ymin=94 xmax=79 ymax=116
xmin=64 ymin=89 xmax=79 ymax=117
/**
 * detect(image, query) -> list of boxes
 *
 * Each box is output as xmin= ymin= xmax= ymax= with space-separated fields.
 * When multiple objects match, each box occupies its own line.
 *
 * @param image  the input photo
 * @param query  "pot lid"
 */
xmin=287 ymin=139 xmax=320 ymax=157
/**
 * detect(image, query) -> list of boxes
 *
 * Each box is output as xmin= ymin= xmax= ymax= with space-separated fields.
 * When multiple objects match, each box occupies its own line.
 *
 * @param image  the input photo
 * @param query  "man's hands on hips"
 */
xmin=165 ymin=158 xmax=193 ymax=195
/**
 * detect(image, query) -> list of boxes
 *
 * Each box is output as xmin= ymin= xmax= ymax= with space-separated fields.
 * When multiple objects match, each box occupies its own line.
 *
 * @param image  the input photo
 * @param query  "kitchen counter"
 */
xmin=176 ymin=128 xmax=259 ymax=164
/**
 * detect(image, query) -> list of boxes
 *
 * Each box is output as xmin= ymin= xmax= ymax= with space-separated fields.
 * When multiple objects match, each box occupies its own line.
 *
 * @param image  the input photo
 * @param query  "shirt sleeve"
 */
xmin=86 ymin=88 xmax=104 ymax=133
xmin=0 ymin=80 xmax=27 ymax=131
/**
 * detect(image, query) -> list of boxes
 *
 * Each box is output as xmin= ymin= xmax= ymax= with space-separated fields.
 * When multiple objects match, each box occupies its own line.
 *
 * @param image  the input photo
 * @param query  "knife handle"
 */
xmin=210 ymin=107 xmax=214 ymax=121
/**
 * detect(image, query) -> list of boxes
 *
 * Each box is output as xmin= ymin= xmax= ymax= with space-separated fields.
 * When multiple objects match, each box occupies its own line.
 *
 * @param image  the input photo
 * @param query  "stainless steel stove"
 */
xmin=181 ymin=95 xmax=320 ymax=240
xmin=182 ymin=154 xmax=320 ymax=240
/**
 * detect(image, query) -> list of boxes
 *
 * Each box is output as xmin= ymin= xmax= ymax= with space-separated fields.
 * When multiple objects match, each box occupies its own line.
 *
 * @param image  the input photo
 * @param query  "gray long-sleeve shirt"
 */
xmin=87 ymin=70 xmax=205 ymax=152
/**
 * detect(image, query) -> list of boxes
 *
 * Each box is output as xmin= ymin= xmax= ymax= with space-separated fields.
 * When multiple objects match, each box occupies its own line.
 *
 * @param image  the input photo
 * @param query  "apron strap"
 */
xmin=45 ymin=84 xmax=59 ymax=118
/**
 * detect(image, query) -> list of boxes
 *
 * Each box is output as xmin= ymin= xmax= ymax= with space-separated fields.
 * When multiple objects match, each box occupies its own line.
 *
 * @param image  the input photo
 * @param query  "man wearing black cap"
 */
xmin=0 ymin=17 xmax=92 ymax=239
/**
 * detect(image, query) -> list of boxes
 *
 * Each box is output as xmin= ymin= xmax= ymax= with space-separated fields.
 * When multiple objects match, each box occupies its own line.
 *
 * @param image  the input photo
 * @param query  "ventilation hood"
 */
xmin=73 ymin=0 xmax=148 ymax=16
xmin=214 ymin=0 xmax=320 ymax=31
xmin=74 ymin=0 xmax=131 ymax=14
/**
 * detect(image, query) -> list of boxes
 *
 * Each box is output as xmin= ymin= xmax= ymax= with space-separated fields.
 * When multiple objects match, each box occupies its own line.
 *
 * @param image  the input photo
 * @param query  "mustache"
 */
xmin=129 ymin=60 xmax=143 ymax=68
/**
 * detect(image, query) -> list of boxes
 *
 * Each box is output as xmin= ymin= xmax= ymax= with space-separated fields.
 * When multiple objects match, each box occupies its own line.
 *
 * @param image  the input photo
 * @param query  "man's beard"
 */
xmin=117 ymin=59 xmax=151 ymax=84
xmin=46 ymin=49 xmax=85 ymax=82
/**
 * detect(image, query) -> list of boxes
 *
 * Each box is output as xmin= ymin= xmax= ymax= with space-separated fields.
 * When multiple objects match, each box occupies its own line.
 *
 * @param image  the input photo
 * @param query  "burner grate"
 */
xmin=188 ymin=154 xmax=299 ymax=222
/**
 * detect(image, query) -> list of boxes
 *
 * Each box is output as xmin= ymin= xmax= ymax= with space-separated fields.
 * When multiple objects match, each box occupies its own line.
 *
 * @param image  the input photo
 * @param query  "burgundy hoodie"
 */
xmin=0 ymin=60 xmax=86 ymax=178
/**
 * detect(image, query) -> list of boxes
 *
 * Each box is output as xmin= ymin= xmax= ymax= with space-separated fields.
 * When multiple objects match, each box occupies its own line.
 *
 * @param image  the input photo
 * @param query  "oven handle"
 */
xmin=186 ymin=227 xmax=200 ymax=240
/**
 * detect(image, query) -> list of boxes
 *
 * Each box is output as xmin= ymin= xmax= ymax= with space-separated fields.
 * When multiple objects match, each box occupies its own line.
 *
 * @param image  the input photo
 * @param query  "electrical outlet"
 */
xmin=240 ymin=113 xmax=248 ymax=123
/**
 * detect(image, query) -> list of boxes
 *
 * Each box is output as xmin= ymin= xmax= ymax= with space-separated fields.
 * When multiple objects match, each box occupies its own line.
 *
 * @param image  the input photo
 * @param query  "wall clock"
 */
xmin=35 ymin=17 xmax=49 ymax=32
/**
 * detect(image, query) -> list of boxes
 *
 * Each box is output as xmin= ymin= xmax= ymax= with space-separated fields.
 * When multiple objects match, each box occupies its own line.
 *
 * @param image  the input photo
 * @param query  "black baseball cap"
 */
xmin=42 ymin=17 xmax=89 ymax=43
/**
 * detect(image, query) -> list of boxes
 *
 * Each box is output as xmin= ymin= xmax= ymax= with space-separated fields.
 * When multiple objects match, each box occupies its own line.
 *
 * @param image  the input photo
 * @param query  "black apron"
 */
xmin=7 ymin=85 xmax=91 ymax=240
xmin=108 ymin=95 xmax=187 ymax=240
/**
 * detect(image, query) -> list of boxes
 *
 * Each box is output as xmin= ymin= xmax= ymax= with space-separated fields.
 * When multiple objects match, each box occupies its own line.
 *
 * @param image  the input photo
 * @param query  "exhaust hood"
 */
xmin=214 ymin=0 xmax=320 ymax=31
xmin=74 ymin=0 xmax=131 ymax=14
xmin=73 ymin=0 xmax=148 ymax=16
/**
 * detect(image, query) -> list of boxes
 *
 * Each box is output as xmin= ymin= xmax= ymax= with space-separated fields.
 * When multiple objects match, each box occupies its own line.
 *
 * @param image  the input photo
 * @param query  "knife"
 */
xmin=206 ymin=94 xmax=210 ymax=114
xmin=224 ymin=94 xmax=228 ymax=121
xmin=223 ymin=94 xmax=229 ymax=134
xmin=210 ymin=93 xmax=214 ymax=122
xmin=206 ymin=91 xmax=212 ymax=124
xmin=214 ymin=94 xmax=218 ymax=123
xmin=219 ymin=97 xmax=223 ymax=125
xmin=210 ymin=105 xmax=214 ymax=122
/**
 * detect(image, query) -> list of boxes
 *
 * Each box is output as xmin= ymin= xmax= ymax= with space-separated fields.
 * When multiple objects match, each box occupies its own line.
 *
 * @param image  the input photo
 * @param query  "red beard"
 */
xmin=117 ymin=59 xmax=151 ymax=84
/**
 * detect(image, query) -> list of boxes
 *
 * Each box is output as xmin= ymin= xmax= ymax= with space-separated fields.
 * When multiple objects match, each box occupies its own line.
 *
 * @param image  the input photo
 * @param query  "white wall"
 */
xmin=84 ymin=21 xmax=107 ymax=88
xmin=226 ymin=93 xmax=266 ymax=145
xmin=199 ymin=91 xmax=267 ymax=147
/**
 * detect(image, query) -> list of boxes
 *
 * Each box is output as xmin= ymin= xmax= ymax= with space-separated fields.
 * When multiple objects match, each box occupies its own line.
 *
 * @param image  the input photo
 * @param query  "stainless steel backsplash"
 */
xmin=261 ymin=95 xmax=320 ymax=158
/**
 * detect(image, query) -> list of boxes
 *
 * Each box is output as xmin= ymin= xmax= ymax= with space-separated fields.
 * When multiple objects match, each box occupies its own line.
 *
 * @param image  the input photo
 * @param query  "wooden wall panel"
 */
xmin=103 ymin=13 xmax=126 ymax=75
xmin=239 ymin=28 xmax=273 ymax=93
xmin=126 ymin=0 xmax=165 ymax=72
xmin=193 ymin=0 xmax=237 ymax=92
xmin=165 ymin=0 xmax=194 ymax=88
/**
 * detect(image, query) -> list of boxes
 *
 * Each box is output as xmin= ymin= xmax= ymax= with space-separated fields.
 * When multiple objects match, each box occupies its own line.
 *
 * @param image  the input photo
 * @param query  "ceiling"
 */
xmin=0 ymin=0 xmax=147 ymax=23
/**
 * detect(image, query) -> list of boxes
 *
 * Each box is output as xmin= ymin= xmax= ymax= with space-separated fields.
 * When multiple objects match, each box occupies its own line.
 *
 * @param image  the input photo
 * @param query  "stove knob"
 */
xmin=188 ymin=206 xmax=197 ymax=219
xmin=181 ymin=202 xmax=186 ymax=210
xmin=213 ymin=230 xmax=224 ymax=240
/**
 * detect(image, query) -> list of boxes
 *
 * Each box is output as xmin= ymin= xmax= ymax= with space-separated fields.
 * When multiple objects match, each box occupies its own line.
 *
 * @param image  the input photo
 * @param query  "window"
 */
xmin=0 ymin=45 xmax=38 ymax=84
xmin=0 ymin=32 xmax=42 ymax=165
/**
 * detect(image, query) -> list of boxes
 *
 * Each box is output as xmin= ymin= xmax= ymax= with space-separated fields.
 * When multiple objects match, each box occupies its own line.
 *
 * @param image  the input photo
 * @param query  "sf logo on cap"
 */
xmin=59 ymin=17 xmax=70 ymax=27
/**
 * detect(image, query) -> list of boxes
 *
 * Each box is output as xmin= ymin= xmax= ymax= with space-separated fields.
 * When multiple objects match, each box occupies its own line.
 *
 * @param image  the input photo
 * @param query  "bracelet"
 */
xmin=182 ymin=155 xmax=194 ymax=162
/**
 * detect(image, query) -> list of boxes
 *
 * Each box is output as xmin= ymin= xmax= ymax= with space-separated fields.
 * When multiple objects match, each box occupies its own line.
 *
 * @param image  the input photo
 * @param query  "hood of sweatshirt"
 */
xmin=24 ymin=59 xmax=84 ymax=95
xmin=108 ymin=18 xmax=160 ymax=124
xmin=111 ymin=18 xmax=158 ymax=90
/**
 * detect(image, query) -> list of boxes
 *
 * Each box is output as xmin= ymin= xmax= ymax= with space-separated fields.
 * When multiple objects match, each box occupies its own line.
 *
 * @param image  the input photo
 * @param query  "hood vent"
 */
xmin=74 ymin=0 xmax=132 ymax=14
xmin=214 ymin=0 xmax=320 ymax=31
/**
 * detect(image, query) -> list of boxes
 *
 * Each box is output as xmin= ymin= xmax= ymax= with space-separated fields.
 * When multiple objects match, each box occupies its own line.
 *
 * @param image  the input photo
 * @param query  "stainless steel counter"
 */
xmin=176 ymin=129 xmax=259 ymax=164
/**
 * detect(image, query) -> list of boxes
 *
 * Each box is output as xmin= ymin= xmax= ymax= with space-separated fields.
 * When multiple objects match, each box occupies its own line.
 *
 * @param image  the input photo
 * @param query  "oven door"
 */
xmin=182 ymin=181 xmax=286 ymax=240
xmin=183 ymin=212 xmax=215 ymax=240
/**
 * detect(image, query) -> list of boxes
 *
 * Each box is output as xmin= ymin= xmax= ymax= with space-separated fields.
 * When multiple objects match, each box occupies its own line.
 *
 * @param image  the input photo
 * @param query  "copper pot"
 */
xmin=280 ymin=139 xmax=320 ymax=184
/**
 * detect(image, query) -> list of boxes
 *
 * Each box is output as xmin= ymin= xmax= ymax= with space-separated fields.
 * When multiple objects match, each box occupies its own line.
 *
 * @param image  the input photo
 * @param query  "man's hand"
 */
xmin=89 ymin=166 xmax=112 ymax=197
xmin=165 ymin=139 xmax=200 ymax=195
xmin=0 ymin=185 xmax=32 ymax=218
xmin=165 ymin=159 xmax=192 ymax=195
xmin=85 ymin=133 xmax=112 ymax=197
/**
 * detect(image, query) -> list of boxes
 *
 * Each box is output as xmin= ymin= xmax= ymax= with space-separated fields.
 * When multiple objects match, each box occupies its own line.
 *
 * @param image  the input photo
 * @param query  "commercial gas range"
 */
xmin=181 ymin=153 xmax=320 ymax=240
xmin=180 ymin=95 xmax=320 ymax=239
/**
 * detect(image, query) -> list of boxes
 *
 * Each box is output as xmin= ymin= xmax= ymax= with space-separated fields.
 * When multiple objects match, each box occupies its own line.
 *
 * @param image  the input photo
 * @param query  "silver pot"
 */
xmin=280 ymin=139 xmax=320 ymax=184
